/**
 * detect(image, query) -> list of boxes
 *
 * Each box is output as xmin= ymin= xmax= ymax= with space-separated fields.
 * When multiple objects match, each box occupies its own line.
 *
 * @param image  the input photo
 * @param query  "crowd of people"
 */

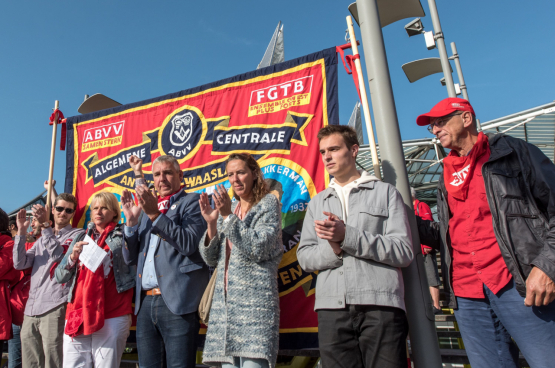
xmin=0 ymin=97 xmax=553 ymax=368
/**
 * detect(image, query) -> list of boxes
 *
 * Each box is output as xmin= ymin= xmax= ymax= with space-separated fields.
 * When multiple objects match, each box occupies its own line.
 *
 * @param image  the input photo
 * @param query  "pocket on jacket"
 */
xmin=357 ymin=207 xmax=388 ymax=233
xmin=179 ymin=262 xmax=204 ymax=274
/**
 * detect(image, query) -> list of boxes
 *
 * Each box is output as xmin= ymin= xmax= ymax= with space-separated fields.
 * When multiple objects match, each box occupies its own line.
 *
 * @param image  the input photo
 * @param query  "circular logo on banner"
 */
xmin=159 ymin=105 xmax=206 ymax=162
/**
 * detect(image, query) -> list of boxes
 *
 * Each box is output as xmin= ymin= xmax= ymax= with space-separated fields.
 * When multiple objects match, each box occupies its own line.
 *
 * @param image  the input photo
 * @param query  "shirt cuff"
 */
xmin=66 ymin=257 xmax=76 ymax=269
xmin=135 ymin=178 xmax=147 ymax=188
xmin=124 ymin=224 xmax=139 ymax=237
xmin=42 ymin=227 xmax=54 ymax=237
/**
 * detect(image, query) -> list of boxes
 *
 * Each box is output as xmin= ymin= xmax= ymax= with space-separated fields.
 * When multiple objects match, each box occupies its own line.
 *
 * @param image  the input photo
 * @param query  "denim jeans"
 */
xmin=222 ymin=357 xmax=269 ymax=368
xmin=8 ymin=324 xmax=22 ymax=368
xmin=136 ymin=295 xmax=199 ymax=368
xmin=454 ymin=279 xmax=555 ymax=368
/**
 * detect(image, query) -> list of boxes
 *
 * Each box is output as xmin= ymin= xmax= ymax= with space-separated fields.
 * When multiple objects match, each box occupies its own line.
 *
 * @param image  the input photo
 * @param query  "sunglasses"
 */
xmin=55 ymin=206 xmax=75 ymax=214
xmin=427 ymin=111 xmax=464 ymax=134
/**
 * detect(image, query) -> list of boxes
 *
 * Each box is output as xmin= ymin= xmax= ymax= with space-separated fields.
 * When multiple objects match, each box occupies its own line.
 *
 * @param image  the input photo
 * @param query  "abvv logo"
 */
xmin=159 ymin=106 xmax=205 ymax=160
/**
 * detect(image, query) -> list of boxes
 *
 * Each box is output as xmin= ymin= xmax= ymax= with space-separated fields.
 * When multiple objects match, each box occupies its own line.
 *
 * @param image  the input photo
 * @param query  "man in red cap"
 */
xmin=415 ymin=97 xmax=555 ymax=368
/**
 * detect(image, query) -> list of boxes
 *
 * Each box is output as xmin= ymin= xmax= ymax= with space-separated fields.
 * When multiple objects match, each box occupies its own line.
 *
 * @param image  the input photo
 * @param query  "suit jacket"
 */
xmin=123 ymin=190 xmax=209 ymax=315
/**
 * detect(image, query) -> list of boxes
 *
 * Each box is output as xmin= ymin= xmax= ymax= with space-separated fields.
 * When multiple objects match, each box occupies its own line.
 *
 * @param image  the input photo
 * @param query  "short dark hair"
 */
xmin=317 ymin=125 xmax=359 ymax=150
xmin=0 ymin=208 xmax=9 ymax=233
xmin=9 ymin=219 xmax=17 ymax=230
xmin=54 ymin=193 xmax=78 ymax=209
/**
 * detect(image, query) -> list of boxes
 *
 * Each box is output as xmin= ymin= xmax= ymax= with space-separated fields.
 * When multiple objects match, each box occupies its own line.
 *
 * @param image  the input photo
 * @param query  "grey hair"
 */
xmin=410 ymin=186 xmax=416 ymax=199
xmin=153 ymin=155 xmax=181 ymax=172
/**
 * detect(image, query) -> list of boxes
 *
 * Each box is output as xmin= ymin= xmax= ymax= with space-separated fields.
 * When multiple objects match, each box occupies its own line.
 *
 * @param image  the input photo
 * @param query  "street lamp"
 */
xmin=350 ymin=0 xmax=443 ymax=366
xmin=348 ymin=0 xmax=424 ymax=28
xmin=426 ymin=0 xmax=456 ymax=97
xmin=402 ymin=57 xmax=452 ymax=83
xmin=78 ymin=93 xmax=122 ymax=114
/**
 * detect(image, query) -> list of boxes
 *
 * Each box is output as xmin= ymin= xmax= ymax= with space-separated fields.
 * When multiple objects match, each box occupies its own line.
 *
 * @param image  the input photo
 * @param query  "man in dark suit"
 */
xmin=121 ymin=154 xmax=208 ymax=368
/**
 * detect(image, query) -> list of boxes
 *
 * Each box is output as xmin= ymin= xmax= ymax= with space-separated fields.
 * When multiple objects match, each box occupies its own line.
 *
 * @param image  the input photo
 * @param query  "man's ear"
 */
xmin=352 ymin=144 xmax=359 ymax=158
xmin=462 ymin=111 xmax=474 ymax=129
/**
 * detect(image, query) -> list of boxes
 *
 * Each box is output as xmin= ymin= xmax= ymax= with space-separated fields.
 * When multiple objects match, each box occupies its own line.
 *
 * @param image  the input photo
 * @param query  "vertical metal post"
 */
xmin=450 ymin=42 xmax=469 ymax=100
xmin=355 ymin=0 xmax=442 ymax=367
xmin=428 ymin=0 xmax=456 ymax=97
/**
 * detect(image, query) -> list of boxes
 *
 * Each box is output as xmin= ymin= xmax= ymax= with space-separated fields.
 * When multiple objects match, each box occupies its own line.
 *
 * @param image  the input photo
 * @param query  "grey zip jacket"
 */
xmin=297 ymin=172 xmax=414 ymax=311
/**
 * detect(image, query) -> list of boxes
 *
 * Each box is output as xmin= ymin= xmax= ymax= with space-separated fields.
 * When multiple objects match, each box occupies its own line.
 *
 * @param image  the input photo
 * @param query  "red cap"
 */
xmin=416 ymin=98 xmax=475 ymax=126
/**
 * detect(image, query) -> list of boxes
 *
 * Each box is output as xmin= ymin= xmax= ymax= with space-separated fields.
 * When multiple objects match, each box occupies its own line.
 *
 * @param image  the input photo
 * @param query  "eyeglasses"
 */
xmin=427 ymin=112 xmax=464 ymax=134
xmin=54 ymin=206 xmax=75 ymax=214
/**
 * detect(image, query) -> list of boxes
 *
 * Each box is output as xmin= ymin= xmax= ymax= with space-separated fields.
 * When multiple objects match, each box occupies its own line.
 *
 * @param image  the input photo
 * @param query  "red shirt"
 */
xmin=447 ymin=148 xmax=512 ymax=298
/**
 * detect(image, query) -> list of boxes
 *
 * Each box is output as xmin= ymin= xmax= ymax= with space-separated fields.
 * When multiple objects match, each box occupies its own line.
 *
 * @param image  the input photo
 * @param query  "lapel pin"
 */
xmin=170 ymin=204 xmax=177 ymax=210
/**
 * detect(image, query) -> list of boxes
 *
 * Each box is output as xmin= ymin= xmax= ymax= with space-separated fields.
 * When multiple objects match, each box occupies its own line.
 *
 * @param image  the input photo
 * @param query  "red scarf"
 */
xmin=65 ymin=222 xmax=116 ymax=337
xmin=157 ymin=186 xmax=184 ymax=214
xmin=443 ymin=132 xmax=489 ymax=201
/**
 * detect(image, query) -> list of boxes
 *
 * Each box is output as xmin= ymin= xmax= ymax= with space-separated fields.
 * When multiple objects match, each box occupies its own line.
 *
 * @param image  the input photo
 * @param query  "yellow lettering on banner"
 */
xmin=290 ymin=265 xmax=303 ymax=281
xmin=248 ymin=94 xmax=311 ymax=117
xmin=82 ymin=136 xmax=123 ymax=152
xmin=279 ymin=271 xmax=291 ymax=285
xmin=184 ymin=177 xmax=196 ymax=187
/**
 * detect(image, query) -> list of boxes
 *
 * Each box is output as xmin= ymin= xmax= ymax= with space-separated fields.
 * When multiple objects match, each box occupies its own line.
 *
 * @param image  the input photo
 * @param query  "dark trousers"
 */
xmin=454 ymin=279 xmax=555 ymax=368
xmin=317 ymin=305 xmax=408 ymax=368
xmin=136 ymin=295 xmax=199 ymax=368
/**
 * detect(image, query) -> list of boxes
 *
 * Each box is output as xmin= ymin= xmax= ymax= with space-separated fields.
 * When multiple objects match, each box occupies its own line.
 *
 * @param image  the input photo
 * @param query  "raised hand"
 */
xmin=129 ymin=155 xmax=144 ymax=176
xmin=44 ymin=179 xmax=56 ymax=190
xmin=16 ymin=209 xmax=30 ymax=236
xmin=70 ymin=241 xmax=88 ymax=262
xmin=32 ymin=204 xmax=48 ymax=223
xmin=212 ymin=184 xmax=232 ymax=217
xmin=199 ymin=193 xmax=219 ymax=224
xmin=199 ymin=192 xmax=219 ymax=242
xmin=121 ymin=190 xmax=142 ymax=227
xmin=136 ymin=185 xmax=160 ymax=221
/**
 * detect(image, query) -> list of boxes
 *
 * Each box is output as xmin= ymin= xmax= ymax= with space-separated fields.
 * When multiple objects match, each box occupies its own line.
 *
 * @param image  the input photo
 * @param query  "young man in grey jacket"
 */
xmin=297 ymin=125 xmax=413 ymax=368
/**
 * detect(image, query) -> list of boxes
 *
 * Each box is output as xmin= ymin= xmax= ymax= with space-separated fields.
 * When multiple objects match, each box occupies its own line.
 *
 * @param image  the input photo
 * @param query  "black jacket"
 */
xmin=417 ymin=133 xmax=555 ymax=308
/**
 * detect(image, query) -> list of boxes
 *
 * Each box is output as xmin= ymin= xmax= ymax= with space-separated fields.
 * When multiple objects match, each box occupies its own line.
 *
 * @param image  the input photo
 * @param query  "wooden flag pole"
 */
xmin=46 ymin=100 xmax=59 ymax=214
xmin=346 ymin=16 xmax=382 ymax=180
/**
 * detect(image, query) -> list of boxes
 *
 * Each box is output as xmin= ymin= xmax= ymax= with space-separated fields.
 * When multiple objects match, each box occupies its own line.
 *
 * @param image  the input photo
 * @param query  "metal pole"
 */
xmin=450 ymin=42 xmax=469 ymax=100
xmin=428 ymin=0 xmax=456 ymax=97
xmin=346 ymin=16 xmax=381 ymax=179
xmin=355 ymin=0 xmax=442 ymax=367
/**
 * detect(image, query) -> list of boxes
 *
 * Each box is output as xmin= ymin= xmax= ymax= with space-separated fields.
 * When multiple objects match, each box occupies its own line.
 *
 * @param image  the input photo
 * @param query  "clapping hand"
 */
xmin=212 ymin=184 xmax=232 ymax=217
xmin=199 ymin=192 xmax=219 ymax=225
xmin=315 ymin=211 xmax=345 ymax=256
xmin=16 ymin=209 xmax=30 ymax=236
xmin=32 ymin=204 xmax=48 ymax=224
xmin=121 ymin=190 xmax=142 ymax=227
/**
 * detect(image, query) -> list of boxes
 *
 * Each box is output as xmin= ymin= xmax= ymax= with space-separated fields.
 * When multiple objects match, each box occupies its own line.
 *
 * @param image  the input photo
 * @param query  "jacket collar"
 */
xmin=486 ymin=133 xmax=513 ymax=162
xmin=322 ymin=180 xmax=376 ymax=199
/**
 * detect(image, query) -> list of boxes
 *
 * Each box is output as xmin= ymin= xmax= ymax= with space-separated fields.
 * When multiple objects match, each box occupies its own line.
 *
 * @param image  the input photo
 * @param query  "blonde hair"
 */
xmin=90 ymin=192 xmax=121 ymax=224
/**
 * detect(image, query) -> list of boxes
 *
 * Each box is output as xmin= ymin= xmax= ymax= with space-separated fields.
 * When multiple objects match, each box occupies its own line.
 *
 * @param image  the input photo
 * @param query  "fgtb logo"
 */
xmin=159 ymin=106 xmax=204 ymax=160
xmin=450 ymin=164 xmax=470 ymax=186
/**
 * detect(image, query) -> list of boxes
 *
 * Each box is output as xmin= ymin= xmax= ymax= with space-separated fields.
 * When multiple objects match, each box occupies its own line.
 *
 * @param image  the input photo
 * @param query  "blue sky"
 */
xmin=1 ymin=0 xmax=554 ymax=212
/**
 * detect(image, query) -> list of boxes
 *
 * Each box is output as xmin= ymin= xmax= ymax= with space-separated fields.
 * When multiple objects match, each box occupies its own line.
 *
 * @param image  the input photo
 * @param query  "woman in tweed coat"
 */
xmin=199 ymin=153 xmax=283 ymax=368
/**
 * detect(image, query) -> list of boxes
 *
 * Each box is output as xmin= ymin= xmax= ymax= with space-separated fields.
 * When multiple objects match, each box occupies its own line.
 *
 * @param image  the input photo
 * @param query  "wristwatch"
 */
xmin=41 ymin=221 xmax=51 ymax=228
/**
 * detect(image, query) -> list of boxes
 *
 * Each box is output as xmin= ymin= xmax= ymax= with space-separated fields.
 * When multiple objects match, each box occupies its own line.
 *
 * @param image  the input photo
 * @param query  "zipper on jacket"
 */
xmin=482 ymin=161 xmax=527 ymax=287
xmin=506 ymin=214 xmax=538 ymax=219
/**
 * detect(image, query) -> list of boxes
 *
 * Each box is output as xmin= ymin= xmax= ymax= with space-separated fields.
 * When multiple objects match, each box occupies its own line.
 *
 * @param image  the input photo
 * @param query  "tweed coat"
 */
xmin=199 ymin=193 xmax=283 ymax=368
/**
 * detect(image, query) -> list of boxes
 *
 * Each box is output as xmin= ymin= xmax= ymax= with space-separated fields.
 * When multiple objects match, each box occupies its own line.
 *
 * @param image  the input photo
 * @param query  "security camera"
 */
xmin=404 ymin=18 xmax=425 ymax=37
